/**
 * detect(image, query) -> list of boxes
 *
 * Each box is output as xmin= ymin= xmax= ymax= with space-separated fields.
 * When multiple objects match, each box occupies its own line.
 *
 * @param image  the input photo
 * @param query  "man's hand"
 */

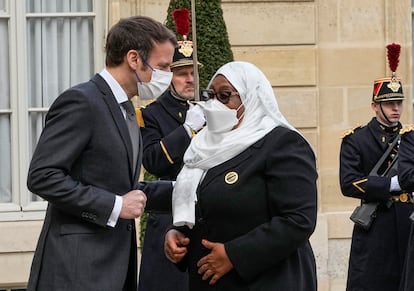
xmin=197 ymin=239 xmax=233 ymax=285
xmin=119 ymin=190 xmax=147 ymax=219
xmin=164 ymin=229 xmax=190 ymax=263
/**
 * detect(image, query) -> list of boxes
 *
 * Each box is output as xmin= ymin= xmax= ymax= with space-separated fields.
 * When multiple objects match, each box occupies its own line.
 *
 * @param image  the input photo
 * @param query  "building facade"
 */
xmin=0 ymin=0 xmax=412 ymax=290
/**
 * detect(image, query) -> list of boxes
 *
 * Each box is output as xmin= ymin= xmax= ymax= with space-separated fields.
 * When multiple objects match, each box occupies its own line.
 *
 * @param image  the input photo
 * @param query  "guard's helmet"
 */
xmin=372 ymin=43 xmax=404 ymax=102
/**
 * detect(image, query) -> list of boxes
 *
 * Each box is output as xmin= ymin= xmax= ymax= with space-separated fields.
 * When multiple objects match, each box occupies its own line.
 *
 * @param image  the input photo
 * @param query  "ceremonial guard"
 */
xmin=339 ymin=43 xmax=414 ymax=291
xmin=137 ymin=9 xmax=205 ymax=291
xmin=396 ymin=125 xmax=414 ymax=291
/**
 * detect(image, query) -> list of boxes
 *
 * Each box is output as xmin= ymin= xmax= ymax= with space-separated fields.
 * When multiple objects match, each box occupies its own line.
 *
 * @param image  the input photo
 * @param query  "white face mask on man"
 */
xmin=200 ymin=99 xmax=243 ymax=133
xmin=135 ymin=57 xmax=173 ymax=100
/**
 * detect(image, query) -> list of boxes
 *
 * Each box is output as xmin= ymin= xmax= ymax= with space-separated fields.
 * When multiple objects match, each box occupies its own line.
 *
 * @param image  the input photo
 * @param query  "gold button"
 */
xmin=399 ymin=193 xmax=409 ymax=203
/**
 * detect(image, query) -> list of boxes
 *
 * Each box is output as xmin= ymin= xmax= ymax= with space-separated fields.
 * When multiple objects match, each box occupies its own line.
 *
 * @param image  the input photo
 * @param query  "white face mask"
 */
xmin=136 ymin=63 xmax=173 ymax=100
xmin=201 ymin=99 xmax=241 ymax=133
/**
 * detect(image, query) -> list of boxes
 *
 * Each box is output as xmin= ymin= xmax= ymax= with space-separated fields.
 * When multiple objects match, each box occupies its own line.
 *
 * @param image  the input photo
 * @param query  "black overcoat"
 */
xmin=177 ymin=126 xmax=318 ymax=291
xmin=339 ymin=117 xmax=414 ymax=291
xmin=396 ymin=128 xmax=414 ymax=291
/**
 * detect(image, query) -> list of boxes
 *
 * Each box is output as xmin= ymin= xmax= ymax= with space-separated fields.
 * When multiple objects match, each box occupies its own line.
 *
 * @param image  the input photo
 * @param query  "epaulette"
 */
xmin=400 ymin=125 xmax=414 ymax=135
xmin=341 ymin=125 xmax=362 ymax=139
xmin=143 ymin=99 xmax=157 ymax=107
xmin=135 ymin=108 xmax=145 ymax=128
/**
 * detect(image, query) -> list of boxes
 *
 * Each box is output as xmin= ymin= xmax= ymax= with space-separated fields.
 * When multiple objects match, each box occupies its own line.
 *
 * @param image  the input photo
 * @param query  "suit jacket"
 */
xmin=176 ymin=127 xmax=318 ymax=291
xmin=26 ymin=74 xmax=172 ymax=291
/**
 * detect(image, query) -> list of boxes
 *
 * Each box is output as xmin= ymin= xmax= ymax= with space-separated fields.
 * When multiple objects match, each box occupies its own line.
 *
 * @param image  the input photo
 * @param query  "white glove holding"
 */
xmin=184 ymin=103 xmax=205 ymax=132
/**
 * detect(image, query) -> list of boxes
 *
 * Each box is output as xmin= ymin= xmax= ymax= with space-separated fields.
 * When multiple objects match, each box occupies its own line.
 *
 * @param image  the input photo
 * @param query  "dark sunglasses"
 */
xmin=201 ymin=89 xmax=240 ymax=104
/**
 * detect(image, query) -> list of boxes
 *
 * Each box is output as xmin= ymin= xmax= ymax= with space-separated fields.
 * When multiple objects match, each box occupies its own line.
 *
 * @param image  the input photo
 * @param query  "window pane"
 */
xmin=27 ymin=17 xmax=95 ymax=108
xmin=0 ymin=116 xmax=11 ymax=203
xmin=28 ymin=110 xmax=45 ymax=202
xmin=0 ymin=17 xmax=10 ymax=203
xmin=0 ymin=0 xmax=6 ymax=13
xmin=26 ymin=0 xmax=93 ymax=13
xmin=0 ymin=19 xmax=9 ymax=108
xmin=26 ymin=2 xmax=95 ymax=202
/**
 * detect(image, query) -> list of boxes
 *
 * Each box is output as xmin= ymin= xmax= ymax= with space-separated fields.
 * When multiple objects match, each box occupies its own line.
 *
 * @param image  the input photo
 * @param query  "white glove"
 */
xmin=184 ymin=103 xmax=205 ymax=132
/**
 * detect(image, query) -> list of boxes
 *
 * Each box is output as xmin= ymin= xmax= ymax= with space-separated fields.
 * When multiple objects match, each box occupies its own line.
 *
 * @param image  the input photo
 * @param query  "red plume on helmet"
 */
xmin=172 ymin=8 xmax=190 ymax=40
xmin=386 ymin=43 xmax=400 ymax=77
xmin=372 ymin=43 xmax=404 ymax=102
xmin=170 ymin=8 xmax=202 ymax=69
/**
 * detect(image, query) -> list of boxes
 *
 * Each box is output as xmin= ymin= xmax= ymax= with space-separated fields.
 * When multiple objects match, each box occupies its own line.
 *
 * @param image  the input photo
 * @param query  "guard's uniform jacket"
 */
xmin=340 ymin=117 xmax=414 ymax=291
xmin=138 ymin=91 xmax=192 ymax=180
xmin=395 ymin=126 xmax=414 ymax=291
xmin=137 ymin=90 xmax=192 ymax=291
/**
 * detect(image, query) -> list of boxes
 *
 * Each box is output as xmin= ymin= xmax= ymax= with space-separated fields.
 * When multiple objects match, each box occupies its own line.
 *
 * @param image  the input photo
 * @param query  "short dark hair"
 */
xmin=105 ymin=16 xmax=177 ymax=67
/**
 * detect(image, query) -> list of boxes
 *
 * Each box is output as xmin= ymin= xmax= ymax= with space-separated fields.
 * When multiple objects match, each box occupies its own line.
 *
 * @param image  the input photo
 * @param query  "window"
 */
xmin=0 ymin=0 xmax=10 ymax=206
xmin=0 ymin=0 xmax=106 ymax=220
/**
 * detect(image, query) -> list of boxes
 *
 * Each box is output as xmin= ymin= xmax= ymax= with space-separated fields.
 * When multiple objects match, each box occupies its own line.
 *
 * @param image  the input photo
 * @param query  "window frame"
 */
xmin=0 ymin=0 xmax=107 ymax=221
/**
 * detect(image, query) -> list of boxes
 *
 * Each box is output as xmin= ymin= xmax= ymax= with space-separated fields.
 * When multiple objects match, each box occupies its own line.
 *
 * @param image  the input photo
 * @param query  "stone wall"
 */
xmin=137 ymin=1 xmax=412 ymax=290
xmin=0 ymin=0 xmax=411 ymax=290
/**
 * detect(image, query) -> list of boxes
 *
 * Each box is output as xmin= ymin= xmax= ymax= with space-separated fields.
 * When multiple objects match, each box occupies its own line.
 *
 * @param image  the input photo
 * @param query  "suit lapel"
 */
xmin=91 ymin=74 xmax=136 ymax=181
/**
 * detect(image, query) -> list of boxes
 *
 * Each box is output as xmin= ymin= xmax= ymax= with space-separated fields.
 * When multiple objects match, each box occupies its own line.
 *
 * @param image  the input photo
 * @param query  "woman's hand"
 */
xmin=197 ymin=239 xmax=234 ymax=285
xmin=164 ymin=229 xmax=190 ymax=263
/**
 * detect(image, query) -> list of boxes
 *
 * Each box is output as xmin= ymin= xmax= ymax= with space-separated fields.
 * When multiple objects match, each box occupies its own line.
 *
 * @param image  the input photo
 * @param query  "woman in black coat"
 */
xmin=164 ymin=61 xmax=318 ymax=291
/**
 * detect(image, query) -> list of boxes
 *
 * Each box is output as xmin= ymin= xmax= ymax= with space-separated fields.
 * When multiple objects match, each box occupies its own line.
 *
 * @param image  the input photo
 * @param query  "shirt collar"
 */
xmin=99 ymin=68 xmax=129 ymax=104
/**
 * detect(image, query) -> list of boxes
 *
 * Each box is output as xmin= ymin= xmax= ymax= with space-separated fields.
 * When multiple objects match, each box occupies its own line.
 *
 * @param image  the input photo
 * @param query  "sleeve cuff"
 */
xmin=183 ymin=123 xmax=195 ymax=138
xmin=107 ymin=195 xmax=122 ymax=227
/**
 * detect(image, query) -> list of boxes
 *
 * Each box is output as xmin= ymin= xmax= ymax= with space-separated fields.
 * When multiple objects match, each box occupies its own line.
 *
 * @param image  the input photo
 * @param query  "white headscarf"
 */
xmin=172 ymin=61 xmax=296 ymax=228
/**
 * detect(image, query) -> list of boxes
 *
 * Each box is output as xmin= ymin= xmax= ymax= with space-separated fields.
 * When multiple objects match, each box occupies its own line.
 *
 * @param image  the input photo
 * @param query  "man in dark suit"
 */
xmin=26 ymin=16 xmax=176 ymax=291
xmin=137 ymin=43 xmax=205 ymax=291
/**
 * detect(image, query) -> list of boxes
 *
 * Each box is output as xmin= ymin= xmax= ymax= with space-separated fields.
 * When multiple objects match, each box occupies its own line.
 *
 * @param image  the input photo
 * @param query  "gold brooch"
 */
xmin=224 ymin=172 xmax=238 ymax=185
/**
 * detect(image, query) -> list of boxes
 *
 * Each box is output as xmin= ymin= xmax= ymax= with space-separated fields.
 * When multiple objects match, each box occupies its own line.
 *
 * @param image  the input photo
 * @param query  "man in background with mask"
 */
xmin=26 ymin=16 xmax=176 ymax=291
xmin=136 ymin=41 xmax=205 ymax=291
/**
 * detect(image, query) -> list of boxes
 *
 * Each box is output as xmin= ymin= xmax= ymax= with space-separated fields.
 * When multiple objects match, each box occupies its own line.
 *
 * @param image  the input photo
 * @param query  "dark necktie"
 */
xmin=121 ymin=100 xmax=139 ymax=173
